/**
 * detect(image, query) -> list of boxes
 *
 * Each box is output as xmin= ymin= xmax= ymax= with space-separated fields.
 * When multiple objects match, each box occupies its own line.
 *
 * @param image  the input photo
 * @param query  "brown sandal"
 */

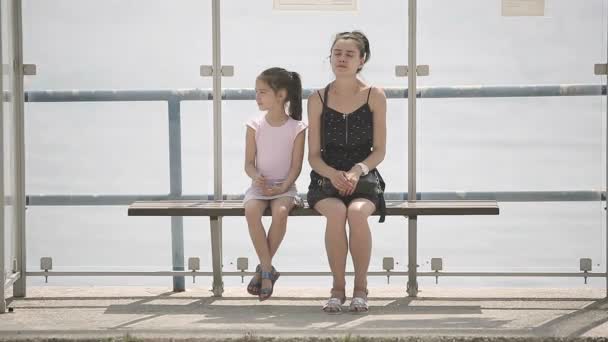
xmin=246 ymin=264 xmax=262 ymax=296
xmin=258 ymin=266 xmax=280 ymax=301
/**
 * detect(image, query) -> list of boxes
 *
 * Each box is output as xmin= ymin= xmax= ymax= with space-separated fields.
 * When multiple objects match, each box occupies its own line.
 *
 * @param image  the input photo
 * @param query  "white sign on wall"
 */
xmin=502 ymin=0 xmax=545 ymax=16
xmin=273 ymin=0 xmax=358 ymax=11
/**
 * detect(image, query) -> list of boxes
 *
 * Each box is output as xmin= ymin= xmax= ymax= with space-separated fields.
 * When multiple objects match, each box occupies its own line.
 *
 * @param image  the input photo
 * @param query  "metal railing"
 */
xmin=22 ymin=84 xmax=607 ymax=292
xmin=23 ymin=84 xmax=606 ymax=102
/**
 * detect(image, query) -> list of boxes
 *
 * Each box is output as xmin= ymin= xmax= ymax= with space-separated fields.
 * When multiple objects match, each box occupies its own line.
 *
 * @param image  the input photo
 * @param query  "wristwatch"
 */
xmin=356 ymin=162 xmax=369 ymax=176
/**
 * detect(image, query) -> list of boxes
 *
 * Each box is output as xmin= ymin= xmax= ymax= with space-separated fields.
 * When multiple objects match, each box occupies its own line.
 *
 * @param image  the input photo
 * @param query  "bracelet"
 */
xmin=356 ymin=162 xmax=369 ymax=176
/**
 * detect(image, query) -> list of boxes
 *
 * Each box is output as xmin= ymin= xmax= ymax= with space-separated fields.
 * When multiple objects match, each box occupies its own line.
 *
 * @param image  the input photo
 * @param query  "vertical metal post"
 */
xmin=11 ymin=0 xmax=25 ymax=298
xmin=210 ymin=0 xmax=224 ymax=297
xmin=605 ymin=5 xmax=608 ymax=298
xmin=0 ymin=0 xmax=5 ymax=312
xmin=168 ymin=98 xmax=185 ymax=292
xmin=406 ymin=0 xmax=419 ymax=297
xmin=210 ymin=217 xmax=223 ymax=296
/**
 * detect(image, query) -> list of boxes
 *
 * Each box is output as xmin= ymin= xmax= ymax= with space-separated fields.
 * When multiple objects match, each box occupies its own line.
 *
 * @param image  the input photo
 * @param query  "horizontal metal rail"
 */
xmin=22 ymin=84 xmax=606 ymax=102
xmin=25 ymin=271 xmax=605 ymax=278
xmin=25 ymin=191 xmax=604 ymax=206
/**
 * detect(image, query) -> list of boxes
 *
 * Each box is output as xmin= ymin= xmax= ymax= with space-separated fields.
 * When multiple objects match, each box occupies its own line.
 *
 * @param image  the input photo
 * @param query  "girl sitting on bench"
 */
xmin=243 ymin=67 xmax=307 ymax=301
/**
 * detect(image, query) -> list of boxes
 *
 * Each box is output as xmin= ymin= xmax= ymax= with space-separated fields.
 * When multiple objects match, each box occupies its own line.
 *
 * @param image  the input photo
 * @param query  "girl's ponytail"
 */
xmin=287 ymin=71 xmax=302 ymax=121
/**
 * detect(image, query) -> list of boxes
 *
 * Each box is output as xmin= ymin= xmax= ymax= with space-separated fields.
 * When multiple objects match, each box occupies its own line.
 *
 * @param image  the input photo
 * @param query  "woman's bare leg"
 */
xmin=347 ymin=199 xmax=375 ymax=296
xmin=315 ymin=198 xmax=348 ymax=295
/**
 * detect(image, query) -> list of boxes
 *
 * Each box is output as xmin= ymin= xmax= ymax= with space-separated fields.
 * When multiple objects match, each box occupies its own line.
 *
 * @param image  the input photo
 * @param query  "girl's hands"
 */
xmin=253 ymin=174 xmax=266 ymax=189
xmin=262 ymin=182 xmax=288 ymax=197
xmin=254 ymin=174 xmax=289 ymax=196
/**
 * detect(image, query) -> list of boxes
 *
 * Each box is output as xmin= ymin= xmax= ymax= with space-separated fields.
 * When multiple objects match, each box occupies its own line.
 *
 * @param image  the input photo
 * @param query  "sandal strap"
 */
xmin=353 ymin=288 xmax=369 ymax=299
xmin=349 ymin=296 xmax=369 ymax=312
xmin=323 ymin=297 xmax=344 ymax=312
xmin=325 ymin=297 xmax=343 ymax=306
xmin=330 ymin=288 xmax=346 ymax=298
xmin=327 ymin=293 xmax=346 ymax=304
xmin=351 ymin=297 xmax=367 ymax=305
xmin=260 ymin=271 xmax=274 ymax=280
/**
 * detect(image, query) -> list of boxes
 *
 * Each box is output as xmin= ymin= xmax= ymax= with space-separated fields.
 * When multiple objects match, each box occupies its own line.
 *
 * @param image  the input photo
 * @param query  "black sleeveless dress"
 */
xmin=307 ymin=84 xmax=386 ymax=222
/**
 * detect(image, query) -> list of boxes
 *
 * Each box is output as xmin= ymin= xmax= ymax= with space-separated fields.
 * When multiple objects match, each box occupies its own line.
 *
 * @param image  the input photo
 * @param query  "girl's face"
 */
xmin=255 ymin=79 xmax=286 ymax=111
xmin=330 ymin=39 xmax=364 ymax=76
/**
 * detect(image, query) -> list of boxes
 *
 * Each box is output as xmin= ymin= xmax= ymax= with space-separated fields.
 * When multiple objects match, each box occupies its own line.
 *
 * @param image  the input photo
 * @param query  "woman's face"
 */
xmin=330 ymin=39 xmax=364 ymax=76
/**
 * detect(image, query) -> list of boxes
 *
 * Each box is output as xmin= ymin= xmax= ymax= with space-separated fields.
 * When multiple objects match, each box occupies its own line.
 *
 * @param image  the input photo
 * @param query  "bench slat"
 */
xmin=128 ymin=200 xmax=499 ymax=217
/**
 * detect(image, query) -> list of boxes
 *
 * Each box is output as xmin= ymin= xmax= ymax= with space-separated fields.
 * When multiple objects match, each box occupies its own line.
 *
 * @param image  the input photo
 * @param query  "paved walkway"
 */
xmin=1 ymin=286 xmax=608 ymax=340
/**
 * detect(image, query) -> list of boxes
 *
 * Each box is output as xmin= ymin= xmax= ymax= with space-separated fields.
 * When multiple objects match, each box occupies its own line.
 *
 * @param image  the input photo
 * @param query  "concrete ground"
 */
xmin=1 ymin=286 xmax=608 ymax=340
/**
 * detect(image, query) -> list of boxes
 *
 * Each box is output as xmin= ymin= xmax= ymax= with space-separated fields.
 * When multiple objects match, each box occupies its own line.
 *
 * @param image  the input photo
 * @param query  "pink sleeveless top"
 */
xmin=244 ymin=115 xmax=307 ymax=202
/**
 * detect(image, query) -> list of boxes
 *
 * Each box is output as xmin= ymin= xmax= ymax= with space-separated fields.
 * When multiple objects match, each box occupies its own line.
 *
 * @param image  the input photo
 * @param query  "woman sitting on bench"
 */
xmin=307 ymin=31 xmax=387 ymax=313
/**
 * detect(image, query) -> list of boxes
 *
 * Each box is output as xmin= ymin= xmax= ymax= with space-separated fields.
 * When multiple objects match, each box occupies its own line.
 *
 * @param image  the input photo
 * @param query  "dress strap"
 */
xmin=366 ymin=86 xmax=373 ymax=104
xmin=320 ymin=85 xmax=330 ymax=158
xmin=319 ymin=85 xmax=330 ymax=105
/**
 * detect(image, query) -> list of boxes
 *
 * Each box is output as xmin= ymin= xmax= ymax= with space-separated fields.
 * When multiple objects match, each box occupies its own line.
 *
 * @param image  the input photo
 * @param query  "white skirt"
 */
xmin=243 ymin=183 xmax=299 ymax=203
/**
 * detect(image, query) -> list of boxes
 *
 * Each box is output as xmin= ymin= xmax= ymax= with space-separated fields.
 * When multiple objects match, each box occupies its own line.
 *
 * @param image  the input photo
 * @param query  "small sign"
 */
xmin=273 ymin=0 xmax=357 ymax=11
xmin=502 ymin=0 xmax=545 ymax=16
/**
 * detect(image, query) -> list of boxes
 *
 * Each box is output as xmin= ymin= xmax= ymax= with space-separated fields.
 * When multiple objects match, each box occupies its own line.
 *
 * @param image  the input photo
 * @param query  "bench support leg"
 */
xmin=171 ymin=216 xmax=185 ymax=292
xmin=407 ymin=216 xmax=419 ymax=297
xmin=0 ymin=283 xmax=5 ymax=313
xmin=210 ymin=216 xmax=224 ymax=297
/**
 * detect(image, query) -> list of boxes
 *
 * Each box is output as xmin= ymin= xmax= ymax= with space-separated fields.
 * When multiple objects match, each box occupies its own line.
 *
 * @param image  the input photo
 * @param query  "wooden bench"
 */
xmin=128 ymin=199 xmax=499 ymax=296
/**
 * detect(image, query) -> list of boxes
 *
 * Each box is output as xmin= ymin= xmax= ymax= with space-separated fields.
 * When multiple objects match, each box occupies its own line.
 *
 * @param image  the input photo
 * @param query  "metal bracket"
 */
xmin=237 ymin=257 xmax=248 ymax=283
xmin=2 ymin=63 xmax=36 ymax=75
xmin=580 ymin=258 xmax=592 ymax=284
xmin=200 ymin=65 xmax=234 ymax=77
xmin=383 ymin=257 xmax=394 ymax=284
xmin=431 ymin=258 xmax=443 ymax=284
xmin=395 ymin=65 xmax=408 ymax=77
xmin=23 ymin=64 xmax=36 ymax=76
xmin=416 ymin=65 xmax=430 ymax=76
xmin=594 ymin=63 xmax=607 ymax=75
xmin=40 ymin=257 xmax=53 ymax=283
xmin=188 ymin=257 xmax=200 ymax=284
xmin=200 ymin=65 xmax=213 ymax=77
xmin=221 ymin=65 xmax=234 ymax=77
xmin=395 ymin=65 xmax=430 ymax=77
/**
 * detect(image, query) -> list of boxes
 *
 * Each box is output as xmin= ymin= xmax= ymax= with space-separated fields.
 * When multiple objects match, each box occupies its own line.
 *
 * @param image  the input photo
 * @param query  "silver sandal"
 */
xmin=323 ymin=297 xmax=346 ymax=314
xmin=349 ymin=296 xmax=369 ymax=313
xmin=322 ymin=289 xmax=346 ymax=314
xmin=349 ymin=288 xmax=369 ymax=313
